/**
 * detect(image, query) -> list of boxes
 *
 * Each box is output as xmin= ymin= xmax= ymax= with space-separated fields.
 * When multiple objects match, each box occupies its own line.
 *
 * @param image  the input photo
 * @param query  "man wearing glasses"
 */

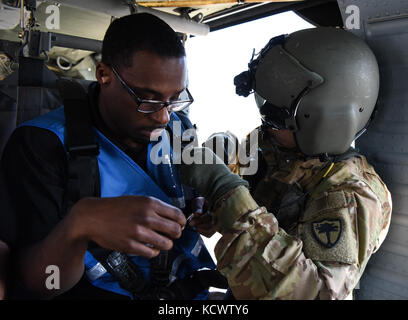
xmin=0 ymin=13 xmax=221 ymax=299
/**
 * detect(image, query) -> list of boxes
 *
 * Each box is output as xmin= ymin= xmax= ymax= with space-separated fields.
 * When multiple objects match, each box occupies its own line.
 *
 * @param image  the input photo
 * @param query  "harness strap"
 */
xmin=56 ymin=79 xmax=100 ymax=215
xmin=150 ymin=251 xmax=172 ymax=288
xmin=168 ymin=269 xmax=229 ymax=300
xmin=103 ymin=251 xmax=148 ymax=297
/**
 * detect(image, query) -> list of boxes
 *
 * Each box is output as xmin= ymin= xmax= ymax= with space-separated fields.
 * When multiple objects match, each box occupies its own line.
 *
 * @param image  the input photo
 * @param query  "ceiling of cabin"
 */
xmin=0 ymin=0 xmax=342 ymax=41
xmin=0 ymin=0 xmax=342 ymax=80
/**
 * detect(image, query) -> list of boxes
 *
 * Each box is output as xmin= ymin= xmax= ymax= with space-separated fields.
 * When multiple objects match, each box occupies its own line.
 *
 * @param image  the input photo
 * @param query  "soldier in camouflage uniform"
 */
xmin=183 ymin=28 xmax=392 ymax=300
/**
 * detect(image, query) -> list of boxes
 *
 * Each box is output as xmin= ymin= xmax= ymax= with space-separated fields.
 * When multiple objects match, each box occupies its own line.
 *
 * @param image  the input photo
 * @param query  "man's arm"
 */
xmin=2 ymin=127 xmax=185 ymax=298
xmin=180 ymin=147 xmax=392 ymax=300
xmin=17 ymin=196 xmax=185 ymax=298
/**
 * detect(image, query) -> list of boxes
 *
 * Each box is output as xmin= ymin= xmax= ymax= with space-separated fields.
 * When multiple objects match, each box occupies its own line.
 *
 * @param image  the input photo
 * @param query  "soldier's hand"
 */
xmin=69 ymin=196 xmax=186 ymax=258
xmin=189 ymin=197 xmax=216 ymax=238
xmin=179 ymin=147 xmax=248 ymax=207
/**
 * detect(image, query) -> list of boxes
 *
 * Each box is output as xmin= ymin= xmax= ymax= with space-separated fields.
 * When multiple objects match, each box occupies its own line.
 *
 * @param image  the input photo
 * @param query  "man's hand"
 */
xmin=69 ymin=196 xmax=186 ymax=258
xmin=16 ymin=195 xmax=185 ymax=298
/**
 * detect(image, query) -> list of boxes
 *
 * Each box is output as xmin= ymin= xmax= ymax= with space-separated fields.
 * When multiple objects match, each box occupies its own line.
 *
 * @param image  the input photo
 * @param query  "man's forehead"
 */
xmin=120 ymin=51 xmax=187 ymax=89
xmin=126 ymin=50 xmax=186 ymax=71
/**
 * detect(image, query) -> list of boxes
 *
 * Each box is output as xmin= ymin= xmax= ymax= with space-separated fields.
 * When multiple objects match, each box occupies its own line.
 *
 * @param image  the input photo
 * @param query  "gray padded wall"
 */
xmin=338 ymin=0 xmax=408 ymax=299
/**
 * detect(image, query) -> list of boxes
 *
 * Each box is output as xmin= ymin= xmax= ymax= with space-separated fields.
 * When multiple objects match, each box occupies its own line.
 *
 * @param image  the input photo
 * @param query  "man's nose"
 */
xmin=151 ymin=106 xmax=171 ymax=125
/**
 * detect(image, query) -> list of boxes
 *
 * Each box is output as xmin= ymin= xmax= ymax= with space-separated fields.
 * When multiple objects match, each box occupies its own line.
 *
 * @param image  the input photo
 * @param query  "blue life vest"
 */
xmin=20 ymin=106 xmax=216 ymax=299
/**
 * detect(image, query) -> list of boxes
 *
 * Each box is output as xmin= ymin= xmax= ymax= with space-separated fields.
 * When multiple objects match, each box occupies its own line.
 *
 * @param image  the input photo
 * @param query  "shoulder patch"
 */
xmin=311 ymin=219 xmax=342 ymax=248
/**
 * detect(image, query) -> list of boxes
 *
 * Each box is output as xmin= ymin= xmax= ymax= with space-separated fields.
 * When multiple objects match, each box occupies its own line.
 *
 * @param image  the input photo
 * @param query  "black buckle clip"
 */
xmin=68 ymin=143 xmax=100 ymax=157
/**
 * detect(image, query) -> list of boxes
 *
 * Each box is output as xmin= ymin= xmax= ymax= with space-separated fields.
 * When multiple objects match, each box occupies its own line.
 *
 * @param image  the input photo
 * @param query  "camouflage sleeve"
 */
xmin=213 ymin=181 xmax=392 ymax=300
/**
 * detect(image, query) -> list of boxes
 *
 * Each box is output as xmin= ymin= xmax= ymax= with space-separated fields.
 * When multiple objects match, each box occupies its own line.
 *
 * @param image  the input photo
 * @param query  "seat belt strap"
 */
xmin=56 ymin=79 xmax=100 ymax=215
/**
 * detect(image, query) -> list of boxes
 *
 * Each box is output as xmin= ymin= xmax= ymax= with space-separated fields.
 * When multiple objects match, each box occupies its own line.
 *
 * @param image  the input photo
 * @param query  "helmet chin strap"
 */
xmin=260 ymin=86 xmax=310 ymax=132
xmin=285 ymin=86 xmax=310 ymax=132
xmin=354 ymin=101 xmax=378 ymax=142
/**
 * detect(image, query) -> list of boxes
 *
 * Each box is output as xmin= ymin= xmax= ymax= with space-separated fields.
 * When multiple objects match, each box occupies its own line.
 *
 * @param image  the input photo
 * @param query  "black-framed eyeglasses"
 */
xmin=111 ymin=66 xmax=194 ymax=114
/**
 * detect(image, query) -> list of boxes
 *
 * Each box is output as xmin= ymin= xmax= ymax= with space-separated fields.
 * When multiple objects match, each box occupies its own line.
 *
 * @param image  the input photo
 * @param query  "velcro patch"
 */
xmin=300 ymin=208 xmax=358 ymax=264
xmin=311 ymin=219 xmax=342 ymax=248
xmin=303 ymin=191 xmax=348 ymax=221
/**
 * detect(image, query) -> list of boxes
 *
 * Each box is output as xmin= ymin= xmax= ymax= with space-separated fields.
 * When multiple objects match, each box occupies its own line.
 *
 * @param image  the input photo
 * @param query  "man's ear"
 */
xmin=96 ymin=62 xmax=112 ymax=85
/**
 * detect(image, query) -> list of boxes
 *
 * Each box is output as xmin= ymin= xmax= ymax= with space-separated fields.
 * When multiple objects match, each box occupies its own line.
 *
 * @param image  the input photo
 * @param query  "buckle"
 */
xmin=68 ymin=143 xmax=99 ymax=156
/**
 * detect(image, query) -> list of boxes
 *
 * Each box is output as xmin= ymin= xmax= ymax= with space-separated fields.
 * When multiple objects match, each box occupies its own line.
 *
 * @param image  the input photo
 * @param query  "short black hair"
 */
xmin=102 ymin=13 xmax=186 ymax=70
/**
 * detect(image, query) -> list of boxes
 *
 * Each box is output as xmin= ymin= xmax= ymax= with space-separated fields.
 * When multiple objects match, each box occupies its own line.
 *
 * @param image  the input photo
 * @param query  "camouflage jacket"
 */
xmin=212 ymin=128 xmax=392 ymax=300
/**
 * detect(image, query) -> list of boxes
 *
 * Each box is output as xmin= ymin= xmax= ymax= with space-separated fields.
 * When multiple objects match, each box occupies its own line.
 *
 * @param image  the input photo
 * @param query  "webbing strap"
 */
xmin=150 ymin=251 xmax=172 ymax=288
xmin=58 ymin=79 xmax=98 ymax=156
xmin=56 ymin=79 xmax=100 ymax=215
xmin=168 ymin=269 xmax=229 ymax=300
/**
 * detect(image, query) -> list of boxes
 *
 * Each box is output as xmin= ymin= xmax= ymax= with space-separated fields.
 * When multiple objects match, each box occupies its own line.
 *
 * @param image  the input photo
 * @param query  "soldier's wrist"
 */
xmin=213 ymin=186 xmax=259 ymax=233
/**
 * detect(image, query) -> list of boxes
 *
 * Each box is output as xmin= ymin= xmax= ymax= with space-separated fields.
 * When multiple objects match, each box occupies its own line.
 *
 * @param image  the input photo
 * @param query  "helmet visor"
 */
xmin=259 ymin=102 xmax=291 ymax=130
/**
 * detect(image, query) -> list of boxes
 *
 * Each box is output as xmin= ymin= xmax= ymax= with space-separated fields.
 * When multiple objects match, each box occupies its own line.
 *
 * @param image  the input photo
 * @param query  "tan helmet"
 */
xmin=234 ymin=27 xmax=380 ymax=156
